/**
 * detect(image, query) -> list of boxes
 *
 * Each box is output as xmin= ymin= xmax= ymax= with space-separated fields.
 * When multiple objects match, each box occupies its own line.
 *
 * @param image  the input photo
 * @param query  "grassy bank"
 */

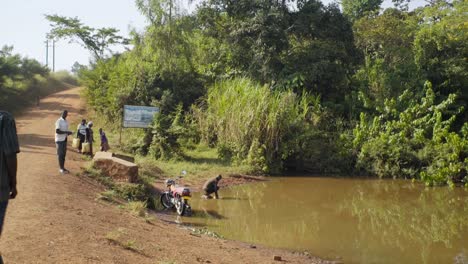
xmin=137 ymin=145 xmax=251 ymax=182
xmin=78 ymin=109 xmax=252 ymax=212
xmin=81 ymin=108 xmax=251 ymax=182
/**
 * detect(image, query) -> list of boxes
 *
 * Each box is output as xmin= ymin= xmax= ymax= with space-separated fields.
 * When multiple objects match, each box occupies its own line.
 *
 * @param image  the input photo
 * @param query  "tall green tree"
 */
xmin=341 ymin=0 xmax=383 ymax=21
xmin=45 ymin=15 xmax=128 ymax=60
xmin=352 ymin=8 xmax=421 ymax=109
xmin=414 ymin=0 xmax=467 ymax=98
xmin=197 ymin=0 xmax=359 ymax=102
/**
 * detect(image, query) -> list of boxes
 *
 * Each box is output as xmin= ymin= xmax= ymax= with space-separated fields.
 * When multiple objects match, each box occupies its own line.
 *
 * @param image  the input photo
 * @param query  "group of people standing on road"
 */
xmin=55 ymin=110 xmax=109 ymax=174
xmin=75 ymin=119 xmax=110 ymax=155
xmin=76 ymin=119 xmax=98 ymax=155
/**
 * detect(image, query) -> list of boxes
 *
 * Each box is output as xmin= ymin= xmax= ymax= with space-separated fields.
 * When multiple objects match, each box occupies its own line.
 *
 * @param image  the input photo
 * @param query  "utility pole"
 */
xmin=52 ymin=39 xmax=55 ymax=72
xmin=45 ymin=39 xmax=49 ymax=67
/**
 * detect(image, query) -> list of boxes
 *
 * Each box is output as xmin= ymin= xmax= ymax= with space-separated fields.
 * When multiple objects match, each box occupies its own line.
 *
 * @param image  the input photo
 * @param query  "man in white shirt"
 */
xmin=55 ymin=110 xmax=72 ymax=174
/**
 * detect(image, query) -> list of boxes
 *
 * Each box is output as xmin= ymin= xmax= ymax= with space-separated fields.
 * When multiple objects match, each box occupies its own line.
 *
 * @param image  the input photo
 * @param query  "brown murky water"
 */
xmin=182 ymin=177 xmax=468 ymax=264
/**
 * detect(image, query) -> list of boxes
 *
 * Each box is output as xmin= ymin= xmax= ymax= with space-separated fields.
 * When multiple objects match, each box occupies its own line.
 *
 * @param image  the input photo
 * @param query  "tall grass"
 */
xmin=193 ymin=78 xmax=315 ymax=173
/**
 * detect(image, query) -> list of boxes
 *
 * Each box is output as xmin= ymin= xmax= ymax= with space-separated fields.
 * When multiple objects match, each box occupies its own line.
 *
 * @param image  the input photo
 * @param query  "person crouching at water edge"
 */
xmin=202 ymin=175 xmax=222 ymax=199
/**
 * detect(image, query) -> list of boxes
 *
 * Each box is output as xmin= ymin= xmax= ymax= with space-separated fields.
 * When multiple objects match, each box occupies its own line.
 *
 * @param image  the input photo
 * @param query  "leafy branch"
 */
xmin=45 ymin=14 xmax=129 ymax=60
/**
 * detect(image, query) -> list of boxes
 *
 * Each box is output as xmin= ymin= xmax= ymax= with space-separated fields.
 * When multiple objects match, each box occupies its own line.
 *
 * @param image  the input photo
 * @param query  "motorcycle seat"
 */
xmin=171 ymin=186 xmax=190 ymax=195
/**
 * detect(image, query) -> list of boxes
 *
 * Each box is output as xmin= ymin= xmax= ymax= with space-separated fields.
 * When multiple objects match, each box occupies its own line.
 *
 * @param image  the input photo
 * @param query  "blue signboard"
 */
xmin=123 ymin=105 xmax=159 ymax=128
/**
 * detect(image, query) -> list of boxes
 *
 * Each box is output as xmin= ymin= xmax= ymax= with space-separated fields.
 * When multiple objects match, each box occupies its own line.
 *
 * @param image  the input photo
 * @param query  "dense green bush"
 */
xmin=74 ymin=0 xmax=467 ymax=186
xmin=352 ymin=84 xmax=467 ymax=185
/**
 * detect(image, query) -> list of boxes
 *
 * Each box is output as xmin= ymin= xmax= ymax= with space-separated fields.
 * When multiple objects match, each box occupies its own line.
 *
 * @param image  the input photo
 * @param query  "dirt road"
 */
xmin=0 ymin=88 xmax=322 ymax=263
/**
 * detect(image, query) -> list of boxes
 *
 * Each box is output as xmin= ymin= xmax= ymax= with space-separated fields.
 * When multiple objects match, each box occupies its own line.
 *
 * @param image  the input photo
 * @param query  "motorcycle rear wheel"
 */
xmin=160 ymin=192 xmax=174 ymax=209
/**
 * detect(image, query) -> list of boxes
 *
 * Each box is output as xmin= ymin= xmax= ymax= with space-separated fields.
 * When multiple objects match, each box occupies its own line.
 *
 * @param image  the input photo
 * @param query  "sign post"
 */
xmin=120 ymin=105 xmax=160 ymax=146
xmin=119 ymin=124 xmax=123 ymax=146
xmin=123 ymin=105 xmax=160 ymax=128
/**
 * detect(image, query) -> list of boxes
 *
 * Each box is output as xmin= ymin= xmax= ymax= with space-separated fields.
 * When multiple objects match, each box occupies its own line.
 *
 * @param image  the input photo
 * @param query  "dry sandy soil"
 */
xmin=0 ymin=87 xmax=327 ymax=264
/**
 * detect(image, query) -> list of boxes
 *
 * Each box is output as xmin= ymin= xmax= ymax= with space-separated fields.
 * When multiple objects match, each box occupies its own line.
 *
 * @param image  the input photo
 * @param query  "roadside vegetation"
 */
xmin=0 ymin=45 xmax=78 ymax=113
xmin=83 ymin=163 xmax=158 ymax=210
xmin=46 ymin=0 xmax=467 ymax=187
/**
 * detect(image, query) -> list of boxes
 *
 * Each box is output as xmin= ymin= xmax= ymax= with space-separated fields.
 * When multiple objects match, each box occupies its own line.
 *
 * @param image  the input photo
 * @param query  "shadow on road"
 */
xmin=19 ymin=133 xmax=54 ymax=149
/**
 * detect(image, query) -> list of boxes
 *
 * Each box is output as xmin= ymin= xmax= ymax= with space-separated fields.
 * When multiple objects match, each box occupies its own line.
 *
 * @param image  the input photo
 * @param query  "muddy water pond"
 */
xmin=182 ymin=177 xmax=468 ymax=264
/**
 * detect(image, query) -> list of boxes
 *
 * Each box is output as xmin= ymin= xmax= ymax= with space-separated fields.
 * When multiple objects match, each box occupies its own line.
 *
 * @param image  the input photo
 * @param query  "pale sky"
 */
xmin=0 ymin=0 xmax=426 ymax=72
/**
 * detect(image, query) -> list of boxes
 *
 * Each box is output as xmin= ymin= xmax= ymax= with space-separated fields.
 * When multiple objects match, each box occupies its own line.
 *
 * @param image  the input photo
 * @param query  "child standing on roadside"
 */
xmin=99 ymin=128 xmax=110 ymax=152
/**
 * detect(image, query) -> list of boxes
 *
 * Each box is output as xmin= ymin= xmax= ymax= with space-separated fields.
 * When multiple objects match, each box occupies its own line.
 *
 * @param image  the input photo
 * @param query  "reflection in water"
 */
xmin=186 ymin=178 xmax=468 ymax=264
xmin=192 ymin=208 xmax=226 ymax=219
xmin=341 ymin=181 xmax=468 ymax=263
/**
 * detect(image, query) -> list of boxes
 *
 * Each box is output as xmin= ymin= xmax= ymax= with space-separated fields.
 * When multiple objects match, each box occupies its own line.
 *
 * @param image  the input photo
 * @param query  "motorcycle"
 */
xmin=160 ymin=171 xmax=192 ymax=216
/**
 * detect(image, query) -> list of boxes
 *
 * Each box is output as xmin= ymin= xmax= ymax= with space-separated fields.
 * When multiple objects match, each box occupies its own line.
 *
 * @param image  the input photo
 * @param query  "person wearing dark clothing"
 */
xmin=99 ymin=128 xmax=110 ymax=152
xmin=0 ymin=111 xmax=20 ymax=263
xmin=76 ymin=119 xmax=87 ymax=153
xmin=85 ymin=121 xmax=94 ymax=156
xmin=202 ymin=175 xmax=222 ymax=199
xmin=55 ymin=110 xmax=72 ymax=174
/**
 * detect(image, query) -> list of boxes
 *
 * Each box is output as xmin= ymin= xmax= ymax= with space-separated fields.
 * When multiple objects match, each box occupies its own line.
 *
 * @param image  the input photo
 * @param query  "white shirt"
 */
xmin=55 ymin=117 xmax=69 ymax=142
xmin=77 ymin=124 xmax=87 ymax=136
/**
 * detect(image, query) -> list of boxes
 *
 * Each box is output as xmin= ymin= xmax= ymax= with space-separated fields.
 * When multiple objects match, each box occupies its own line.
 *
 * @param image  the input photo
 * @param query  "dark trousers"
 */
xmin=89 ymin=142 xmax=93 ymax=156
xmin=56 ymin=141 xmax=67 ymax=170
xmin=0 ymin=200 xmax=7 ymax=264
xmin=204 ymin=186 xmax=219 ymax=196
xmin=0 ymin=200 xmax=8 ymax=236
xmin=78 ymin=134 xmax=85 ymax=151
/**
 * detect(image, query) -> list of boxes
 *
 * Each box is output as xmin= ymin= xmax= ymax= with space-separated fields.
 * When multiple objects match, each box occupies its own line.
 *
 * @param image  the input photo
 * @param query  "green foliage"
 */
xmin=353 ymin=0 xmax=467 ymax=122
xmin=346 ymin=0 xmax=468 ymax=186
xmin=136 ymin=0 xmax=182 ymax=26
xmin=194 ymin=78 xmax=315 ymax=173
xmin=75 ymin=0 xmax=467 ymax=187
xmin=137 ymin=144 xmax=251 ymax=183
xmin=413 ymin=0 xmax=468 ymax=126
xmin=148 ymin=104 xmax=188 ymax=160
xmin=420 ymin=123 xmax=468 ymax=186
xmin=414 ymin=0 xmax=467 ymax=90
xmin=341 ymin=0 xmax=383 ymax=21
xmin=124 ymin=201 xmax=148 ymax=217
xmin=0 ymin=45 xmax=77 ymax=113
xmin=85 ymin=163 xmax=156 ymax=208
xmin=352 ymin=8 xmax=422 ymax=109
xmin=114 ymin=183 xmax=148 ymax=201
xmin=352 ymin=84 xmax=467 ymax=185
xmin=45 ymin=15 xmax=128 ymax=60
xmin=79 ymin=4 xmax=205 ymax=156
xmin=197 ymin=0 xmax=359 ymax=102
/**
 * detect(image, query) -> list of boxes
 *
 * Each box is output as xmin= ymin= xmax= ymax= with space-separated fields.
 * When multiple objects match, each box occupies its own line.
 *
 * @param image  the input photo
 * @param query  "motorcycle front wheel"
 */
xmin=160 ymin=192 xmax=174 ymax=209
xmin=184 ymin=203 xmax=192 ymax=216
